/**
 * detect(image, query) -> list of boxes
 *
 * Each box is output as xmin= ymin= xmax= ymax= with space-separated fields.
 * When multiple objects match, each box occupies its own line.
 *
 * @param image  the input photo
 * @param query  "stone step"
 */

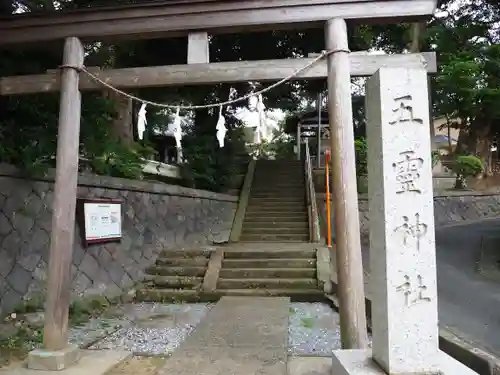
xmin=219 ymin=267 xmax=316 ymax=278
xmin=217 ymin=277 xmax=318 ymax=289
xmin=136 ymin=288 xmax=210 ymax=303
xmin=224 ymin=249 xmax=315 ymax=259
xmin=243 ymin=215 xmax=308 ymax=222
xmin=253 ymin=176 xmax=304 ymax=181
xmin=245 ymin=206 xmax=307 ymax=213
xmin=249 ymin=201 xmax=306 ymax=205
xmin=241 ymin=227 xmax=309 ymax=235
xmin=222 ymin=258 xmax=316 ymax=268
xmin=254 ymin=176 xmax=303 ymax=179
xmin=155 ymin=257 xmax=209 ymax=267
xmin=249 ymin=196 xmax=306 ymax=202
xmin=158 ymin=249 xmax=211 ymax=258
xmin=247 ymin=201 xmax=306 ymax=208
xmin=239 ymin=233 xmax=310 ymax=242
xmin=254 ymin=172 xmax=303 ymax=175
xmin=136 ymin=288 xmax=324 ymax=303
xmin=145 ymin=265 xmax=207 ymax=277
xmin=144 ymin=275 xmax=203 ymax=288
xmin=251 ymin=188 xmax=305 ymax=192
xmin=242 ymin=221 xmax=309 ymax=229
xmin=256 ymin=160 xmax=302 ymax=163
xmin=250 ymin=193 xmax=306 ymax=198
xmin=252 ymin=185 xmax=305 ymax=190
xmin=248 ymin=201 xmax=305 ymax=207
xmin=212 ymin=288 xmax=324 ymax=301
xmin=254 ymin=170 xmax=303 ymax=173
xmin=244 ymin=210 xmax=307 ymax=217
xmin=255 ymin=165 xmax=302 ymax=168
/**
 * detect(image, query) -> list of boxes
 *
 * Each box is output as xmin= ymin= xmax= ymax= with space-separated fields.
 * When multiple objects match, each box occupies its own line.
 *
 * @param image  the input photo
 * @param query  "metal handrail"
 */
xmin=325 ymin=149 xmax=332 ymax=247
xmin=304 ymin=138 xmax=321 ymax=243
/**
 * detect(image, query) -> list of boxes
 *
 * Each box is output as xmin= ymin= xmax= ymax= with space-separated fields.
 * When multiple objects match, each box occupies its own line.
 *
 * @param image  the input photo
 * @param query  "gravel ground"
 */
xmin=90 ymin=303 xmax=212 ymax=356
xmin=69 ymin=317 xmax=131 ymax=349
xmin=288 ymin=302 xmax=342 ymax=356
xmin=83 ymin=302 xmax=367 ymax=357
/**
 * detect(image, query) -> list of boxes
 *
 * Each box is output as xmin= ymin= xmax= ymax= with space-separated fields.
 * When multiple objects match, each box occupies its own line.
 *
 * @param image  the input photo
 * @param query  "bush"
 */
xmin=452 ymin=155 xmax=483 ymax=189
xmin=431 ymin=150 xmax=441 ymax=168
xmin=354 ymin=138 xmax=368 ymax=177
xmin=252 ymin=134 xmax=296 ymax=160
xmin=0 ymin=92 xmax=154 ymax=180
xmin=181 ymin=116 xmax=249 ymax=192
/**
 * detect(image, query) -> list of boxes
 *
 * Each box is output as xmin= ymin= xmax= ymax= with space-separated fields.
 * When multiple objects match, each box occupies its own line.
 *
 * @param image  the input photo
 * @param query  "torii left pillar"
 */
xmin=28 ymin=37 xmax=83 ymax=371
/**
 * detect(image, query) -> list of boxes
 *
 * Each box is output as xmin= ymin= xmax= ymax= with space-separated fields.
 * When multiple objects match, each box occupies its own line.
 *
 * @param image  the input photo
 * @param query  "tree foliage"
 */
xmin=430 ymin=0 xmax=500 ymax=173
xmin=2 ymin=0 xmax=500 ymax=186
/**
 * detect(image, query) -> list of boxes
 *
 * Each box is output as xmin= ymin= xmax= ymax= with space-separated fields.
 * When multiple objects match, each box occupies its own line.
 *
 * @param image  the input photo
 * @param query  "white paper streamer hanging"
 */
xmin=137 ymin=103 xmax=147 ymax=140
xmin=172 ymin=106 xmax=183 ymax=163
xmin=216 ymin=106 xmax=227 ymax=148
xmin=257 ymin=94 xmax=267 ymax=142
xmin=216 ymin=88 xmax=235 ymax=148
xmin=247 ymin=94 xmax=261 ymax=144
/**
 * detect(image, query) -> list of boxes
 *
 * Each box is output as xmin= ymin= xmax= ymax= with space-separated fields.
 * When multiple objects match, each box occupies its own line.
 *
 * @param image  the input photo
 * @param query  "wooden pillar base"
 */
xmin=28 ymin=344 xmax=80 ymax=371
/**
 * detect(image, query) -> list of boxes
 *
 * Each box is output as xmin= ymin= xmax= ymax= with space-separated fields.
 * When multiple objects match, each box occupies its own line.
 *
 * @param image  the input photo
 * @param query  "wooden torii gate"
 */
xmin=0 ymin=0 xmax=437 ymax=369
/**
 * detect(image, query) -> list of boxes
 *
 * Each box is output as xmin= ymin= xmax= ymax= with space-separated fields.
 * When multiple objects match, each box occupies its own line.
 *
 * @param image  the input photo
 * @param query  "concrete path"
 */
xmin=158 ymin=296 xmax=290 ymax=375
xmin=435 ymin=219 xmax=500 ymax=355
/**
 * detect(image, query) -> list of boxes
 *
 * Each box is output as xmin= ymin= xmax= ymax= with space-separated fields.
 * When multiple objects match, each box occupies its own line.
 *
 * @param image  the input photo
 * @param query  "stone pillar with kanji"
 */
xmin=330 ymin=67 xmax=479 ymax=375
xmin=366 ymin=67 xmax=440 ymax=374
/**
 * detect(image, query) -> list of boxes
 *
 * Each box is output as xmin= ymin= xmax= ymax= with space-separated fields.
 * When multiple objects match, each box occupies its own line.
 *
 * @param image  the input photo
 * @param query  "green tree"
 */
xmin=430 ymin=0 xmax=500 ymax=175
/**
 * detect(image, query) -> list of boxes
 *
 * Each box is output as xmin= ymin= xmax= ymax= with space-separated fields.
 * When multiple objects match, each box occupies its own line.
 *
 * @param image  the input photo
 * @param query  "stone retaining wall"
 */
xmin=358 ymin=192 xmax=500 ymax=238
xmin=318 ymin=192 xmax=500 ymax=244
xmin=0 ymin=165 xmax=237 ymax=315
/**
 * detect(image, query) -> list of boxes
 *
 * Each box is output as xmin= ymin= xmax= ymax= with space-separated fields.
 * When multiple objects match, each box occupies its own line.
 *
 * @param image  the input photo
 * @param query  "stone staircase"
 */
xmin=216 ymin=244 xmax=323 ymax=300
xmin=240 ymin=160 xmax=310 ymax=242
xmin=137 ymin=249 xmax=211 ymax=302
xmin=136 ymin=244 xmax=326 ymax=302
xmin=135 ymin=160 xmax=328 ymax=303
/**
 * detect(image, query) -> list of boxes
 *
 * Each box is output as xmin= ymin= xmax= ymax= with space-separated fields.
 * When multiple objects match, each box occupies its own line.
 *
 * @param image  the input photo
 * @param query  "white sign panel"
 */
xmin=83 ymin=202 xmax=122 ymax=242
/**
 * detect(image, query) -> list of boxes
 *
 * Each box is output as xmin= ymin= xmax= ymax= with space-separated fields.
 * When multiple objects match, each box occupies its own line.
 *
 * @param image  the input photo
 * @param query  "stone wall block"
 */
xmin=0 ymin=170 xmax=236 ymax=313
xmin=0 ymin=212 xmax=13 ymax=237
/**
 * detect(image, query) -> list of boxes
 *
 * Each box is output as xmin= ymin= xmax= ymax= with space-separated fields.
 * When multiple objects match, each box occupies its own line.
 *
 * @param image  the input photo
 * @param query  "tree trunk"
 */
xmin=103 ymin=89 xmax=134 ymax=145
xmin=447 ymin=120 xmax=452 ymax=152
xmin=475 ymin=124 xmax=492 ymax=178
xmin=455 ymin=127 xmax=472 ymax=155
xmin=409 ymin=23 xmax=423 ymax=53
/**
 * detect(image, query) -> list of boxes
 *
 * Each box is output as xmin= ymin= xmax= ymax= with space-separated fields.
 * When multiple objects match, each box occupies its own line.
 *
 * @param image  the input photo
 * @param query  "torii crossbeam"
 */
xmin=1 ymin=0 xmax=436 ymax=44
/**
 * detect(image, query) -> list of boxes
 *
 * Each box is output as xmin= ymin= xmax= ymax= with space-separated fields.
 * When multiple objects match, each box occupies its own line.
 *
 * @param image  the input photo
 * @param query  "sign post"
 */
xmin=77 ymin=198 xmax=122 ymax=247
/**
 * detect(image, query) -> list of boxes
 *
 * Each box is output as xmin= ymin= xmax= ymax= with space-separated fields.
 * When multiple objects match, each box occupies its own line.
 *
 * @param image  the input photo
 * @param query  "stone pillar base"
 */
xmin=331 ymin=349 xmax=479 ymax=375
xmin=27 ymin=344 xmax=80 ymax=371
xmin=5 ymin=349 xmax=130 ymax=375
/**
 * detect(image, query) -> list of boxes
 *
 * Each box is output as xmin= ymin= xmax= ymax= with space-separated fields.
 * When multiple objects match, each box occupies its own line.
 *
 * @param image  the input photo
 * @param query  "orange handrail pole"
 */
xmin=325 ymin=149 xmax=332 ymax=247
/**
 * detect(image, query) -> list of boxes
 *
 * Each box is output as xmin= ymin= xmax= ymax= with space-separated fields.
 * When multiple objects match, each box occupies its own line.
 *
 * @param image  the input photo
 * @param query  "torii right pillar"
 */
xmin=329 ymin=67 xmax=479 ymax=375
xmin=325 ymin=18 xmax=369 ymax=350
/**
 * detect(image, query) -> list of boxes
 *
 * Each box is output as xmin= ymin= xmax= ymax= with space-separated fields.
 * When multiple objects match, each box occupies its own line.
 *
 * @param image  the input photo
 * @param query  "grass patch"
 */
xmin=0 ymin=326 xmax=44 ymax=367
xmin=13 ymin=294 xmax=45 ymax=315
xmin=69 ymin=295 xmax=110 ymax=326
xmin=300 ymin=317 xmax=314 ymax=329
xmin=0 ymin=295 xmax=118 ymax=368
